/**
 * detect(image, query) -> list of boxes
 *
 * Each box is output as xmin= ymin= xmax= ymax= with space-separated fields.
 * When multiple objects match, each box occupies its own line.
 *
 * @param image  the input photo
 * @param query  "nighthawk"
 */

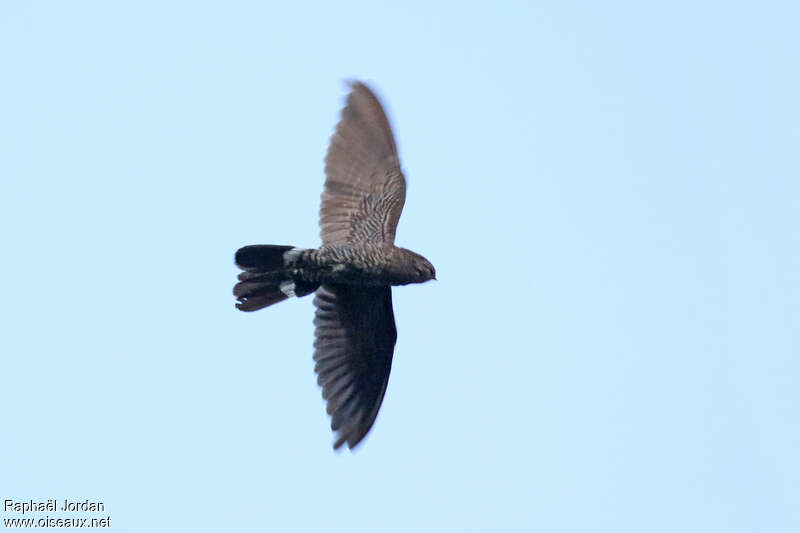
xmin=233 ymin=81 xmax=435 ymax=449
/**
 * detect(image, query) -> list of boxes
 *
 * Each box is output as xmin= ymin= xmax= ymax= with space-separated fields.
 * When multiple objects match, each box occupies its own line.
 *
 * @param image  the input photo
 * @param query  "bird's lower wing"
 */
xmin=312 ymin=284 xmax=397 ymax=449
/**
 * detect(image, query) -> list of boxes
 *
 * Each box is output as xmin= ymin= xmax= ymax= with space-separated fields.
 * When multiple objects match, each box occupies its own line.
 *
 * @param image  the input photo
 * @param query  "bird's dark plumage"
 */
xmin=233 ymin=81 xmax=434 ymax=450
xmin=321 ymin=82 xmax=406 ymax=246
xmin=313 ymin=284 xmax=396 ymax=449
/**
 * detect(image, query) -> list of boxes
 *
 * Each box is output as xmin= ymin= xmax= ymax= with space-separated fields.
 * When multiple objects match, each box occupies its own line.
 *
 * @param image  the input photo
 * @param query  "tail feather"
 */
xmin=237 ymin=270 xmax=285 ymax=282
xmin=233 ymin=244 xmax=318 ymax=312
xmin=236 ymin=282 xmax=290 ymax=311
xmin=235 ymin=245 xmax=294 ymax=271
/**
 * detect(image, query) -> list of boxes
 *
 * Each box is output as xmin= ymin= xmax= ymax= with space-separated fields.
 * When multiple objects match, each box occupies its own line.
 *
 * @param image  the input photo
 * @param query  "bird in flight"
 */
xmin=233 ymin=81 xmax=436 ymax=450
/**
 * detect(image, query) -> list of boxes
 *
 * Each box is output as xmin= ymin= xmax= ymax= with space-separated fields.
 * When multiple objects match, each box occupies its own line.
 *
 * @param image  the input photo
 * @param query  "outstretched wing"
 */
xmin=320 ymin=81 xmax=406 ymax=245
xmin=312 ymin=284 xmax=397 ymax=449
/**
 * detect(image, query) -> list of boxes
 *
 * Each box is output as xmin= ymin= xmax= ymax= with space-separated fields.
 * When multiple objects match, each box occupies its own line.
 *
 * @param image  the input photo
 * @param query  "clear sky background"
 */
xmin=1 ymin=1 xmax=798 ymax=531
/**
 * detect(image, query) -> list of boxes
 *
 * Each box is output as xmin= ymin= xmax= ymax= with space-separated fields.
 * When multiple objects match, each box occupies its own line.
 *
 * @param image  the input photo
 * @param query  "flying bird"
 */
xmin=233 ymin=81 xmax=435 ymax=450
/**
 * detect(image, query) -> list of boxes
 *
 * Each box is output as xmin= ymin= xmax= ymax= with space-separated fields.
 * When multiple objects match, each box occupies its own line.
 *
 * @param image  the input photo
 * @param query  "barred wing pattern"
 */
xmin=313 ymin=284 xmax=397 ymax=449
xmin=320 ymin=82 xmax=406 ymax=245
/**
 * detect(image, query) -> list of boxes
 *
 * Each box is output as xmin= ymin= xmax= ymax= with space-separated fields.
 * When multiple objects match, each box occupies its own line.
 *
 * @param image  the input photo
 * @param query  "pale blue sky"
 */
xmin=1 ymin=1 xmax=798 ymax=531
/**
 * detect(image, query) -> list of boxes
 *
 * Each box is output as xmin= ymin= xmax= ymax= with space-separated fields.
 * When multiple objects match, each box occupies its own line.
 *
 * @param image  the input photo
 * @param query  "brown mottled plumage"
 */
xmin=233 ymin=82 xmax=435 ymax=450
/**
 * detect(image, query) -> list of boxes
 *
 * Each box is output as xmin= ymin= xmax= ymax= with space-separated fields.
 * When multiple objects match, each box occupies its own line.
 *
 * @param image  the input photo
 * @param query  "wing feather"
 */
xmin=312 ymin=284 xmax=397 ymax=449
xmin=320 ymin=81 xmax=406 ymax=245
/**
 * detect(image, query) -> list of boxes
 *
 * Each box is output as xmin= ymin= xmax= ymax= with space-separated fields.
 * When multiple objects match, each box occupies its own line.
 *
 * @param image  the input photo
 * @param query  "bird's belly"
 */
xmin=315 ymin=263 xmax=389 ymax=286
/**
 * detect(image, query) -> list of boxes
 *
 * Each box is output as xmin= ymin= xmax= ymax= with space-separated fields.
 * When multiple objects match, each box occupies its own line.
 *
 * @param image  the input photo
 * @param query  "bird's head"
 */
xmin=406 ymin=250 xmax=436 ymax=283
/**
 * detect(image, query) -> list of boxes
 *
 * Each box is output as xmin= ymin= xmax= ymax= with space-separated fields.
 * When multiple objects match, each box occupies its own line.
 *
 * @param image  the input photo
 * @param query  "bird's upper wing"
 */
xmin=320 ymin=81 xmax=406 ymax=245
xmin=313 ymin=284 xmax=397 ymax=449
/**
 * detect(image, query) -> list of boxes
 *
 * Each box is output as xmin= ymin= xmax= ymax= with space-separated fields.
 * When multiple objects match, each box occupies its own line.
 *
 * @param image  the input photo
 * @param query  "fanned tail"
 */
xmin=233 ymin=245 xmax=319 ymax=312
